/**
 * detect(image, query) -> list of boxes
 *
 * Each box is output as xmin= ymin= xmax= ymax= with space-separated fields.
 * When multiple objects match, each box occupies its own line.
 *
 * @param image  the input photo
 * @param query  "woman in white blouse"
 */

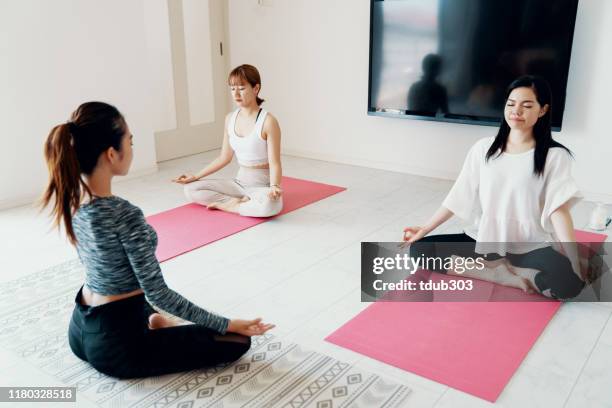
xmin=403 ymin=75 xmax=584 ymax=299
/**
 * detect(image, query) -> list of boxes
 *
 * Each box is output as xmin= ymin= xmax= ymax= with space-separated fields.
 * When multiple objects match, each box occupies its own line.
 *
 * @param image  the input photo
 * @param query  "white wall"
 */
xmin=0 ymin=0 xmax=160 ymax=209
xmin=144 ymin=0 xmax=177 ymax=133
xmin=228 ymin=0 xmax=612 ymax=201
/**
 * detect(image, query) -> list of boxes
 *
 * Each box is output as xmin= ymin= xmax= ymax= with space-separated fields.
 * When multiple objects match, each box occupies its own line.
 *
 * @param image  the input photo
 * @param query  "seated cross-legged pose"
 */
xmin=174 ymin=64 xmax=283 ymax=218
xmin=41 ymin=102 xmax=274 ymax=378
xmin=403 ymin=75 xmax=585 ymax=300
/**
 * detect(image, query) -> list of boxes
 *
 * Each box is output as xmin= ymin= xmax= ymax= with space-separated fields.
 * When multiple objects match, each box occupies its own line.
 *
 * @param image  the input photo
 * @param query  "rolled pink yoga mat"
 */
xmin=147 ymin=176 xmax=346 ymax=262
xmin=326 ymin=230 xmax=607 ymax=402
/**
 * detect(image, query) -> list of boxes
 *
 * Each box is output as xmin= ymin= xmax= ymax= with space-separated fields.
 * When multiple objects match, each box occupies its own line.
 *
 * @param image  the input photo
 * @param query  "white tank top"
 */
xmin=228 ymin=109 xmax=269 ymax=166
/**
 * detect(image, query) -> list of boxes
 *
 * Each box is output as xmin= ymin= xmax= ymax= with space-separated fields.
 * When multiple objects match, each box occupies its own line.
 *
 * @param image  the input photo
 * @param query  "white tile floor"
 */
xmin=1 ymin=151 xmax=611 ymax=408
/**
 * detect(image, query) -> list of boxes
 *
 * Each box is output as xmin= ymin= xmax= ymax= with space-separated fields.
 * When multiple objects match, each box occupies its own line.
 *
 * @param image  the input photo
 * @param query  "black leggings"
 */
xmin=68 ymin=288 xmax=250 ymax=378
xmin=409 ymin=233 xmax=585 ymax=300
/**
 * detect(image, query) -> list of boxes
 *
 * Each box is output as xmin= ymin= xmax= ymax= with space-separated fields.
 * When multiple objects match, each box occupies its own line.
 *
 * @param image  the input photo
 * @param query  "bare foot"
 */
xmin=506 ymin=273 xmax=534 ymax=293
xmin=487 ymin=261 xmax=534 ymax=293
xmin=480 ymin=257 xmax=507 ymax=269
xmin=206 ymin=201 xmax=225 ymax=211
xmin=504 ymin=262 xmax=539 ymax=293
xmin=445 ymin=255 xmax=536 ymax=293
xmin=148 ymin=313 xmax=180 ymax=330
xmin=207 ymin=197 xmax=248 ymax=213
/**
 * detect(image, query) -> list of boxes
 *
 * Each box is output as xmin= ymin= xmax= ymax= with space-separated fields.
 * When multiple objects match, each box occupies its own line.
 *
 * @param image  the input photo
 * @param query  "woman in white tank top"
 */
xmin=173 ymin=65 xmax=283 ymax=218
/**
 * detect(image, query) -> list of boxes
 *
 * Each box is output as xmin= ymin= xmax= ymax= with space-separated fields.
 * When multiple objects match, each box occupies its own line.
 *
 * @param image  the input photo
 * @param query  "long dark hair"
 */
xmin=41 ymin=102 xmax=127 ymax=244
xmin=485 ymin=75 xmax=571 ymax=176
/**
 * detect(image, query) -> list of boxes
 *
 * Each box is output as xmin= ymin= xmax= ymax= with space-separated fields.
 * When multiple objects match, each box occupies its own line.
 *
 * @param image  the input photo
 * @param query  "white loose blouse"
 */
xmin=443 ymin=137 xmax=582 ymax=255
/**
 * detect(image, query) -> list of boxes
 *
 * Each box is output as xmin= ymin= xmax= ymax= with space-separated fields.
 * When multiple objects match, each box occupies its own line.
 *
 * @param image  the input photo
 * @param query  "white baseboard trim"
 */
xmin=282 ymin=148 xmax=459 ymax=180
xmin=6 ymin=152 xmax=609 ymax=210
xmin=283 ymin=148 xmax=612 ymax=204
xmin=0 ymin=165 xmax=159 ymax=211
xmin=120 ymin=164 xmax=159 ymax=180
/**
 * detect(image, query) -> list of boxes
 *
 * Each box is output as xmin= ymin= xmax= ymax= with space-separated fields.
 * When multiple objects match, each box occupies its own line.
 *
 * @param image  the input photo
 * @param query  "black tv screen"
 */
xmin=368 ymin=0 xmax=579 ymax=130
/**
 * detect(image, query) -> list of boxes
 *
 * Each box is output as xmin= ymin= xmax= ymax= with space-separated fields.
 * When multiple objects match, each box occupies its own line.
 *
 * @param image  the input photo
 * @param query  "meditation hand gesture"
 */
xmin=400 ymin=226 xmax=428 ymax=248
xmin=228 ymin=318 xmax=275 ymax=336
xmin=173 ymin=174 xmax=199 ymax=184
xmin=268 ymin=185 xmax=282 ymax=200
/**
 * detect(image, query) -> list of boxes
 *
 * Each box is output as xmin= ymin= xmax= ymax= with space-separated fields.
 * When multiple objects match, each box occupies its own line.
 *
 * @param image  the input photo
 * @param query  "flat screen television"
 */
xmin=368 ymin=0 xmax=579 ymax=131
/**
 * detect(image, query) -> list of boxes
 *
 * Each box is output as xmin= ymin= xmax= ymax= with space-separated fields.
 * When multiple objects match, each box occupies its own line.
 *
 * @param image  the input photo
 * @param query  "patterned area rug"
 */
xmin=0 ymin=260 xmax=410 ymax=407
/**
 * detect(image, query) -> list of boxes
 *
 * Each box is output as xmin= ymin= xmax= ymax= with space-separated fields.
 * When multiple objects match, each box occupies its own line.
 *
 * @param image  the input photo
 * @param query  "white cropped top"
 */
xmin=442 ymin=137 xmax=582 ymax=255
xmin=228 ymin=108 xmax=269 ymax=166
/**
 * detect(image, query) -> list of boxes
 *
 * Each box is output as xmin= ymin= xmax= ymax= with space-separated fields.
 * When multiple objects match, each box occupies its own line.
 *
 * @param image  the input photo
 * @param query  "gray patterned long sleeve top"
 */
xmin=72 ymin=196 xmax=229 ymax=334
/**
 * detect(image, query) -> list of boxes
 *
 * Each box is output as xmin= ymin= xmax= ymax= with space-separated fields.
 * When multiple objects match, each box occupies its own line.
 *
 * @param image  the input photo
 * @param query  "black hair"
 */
xmin=41 ymin=101 xmax=127 ymax=244
xmin=485 ymin=75 xmax=571 ymax=176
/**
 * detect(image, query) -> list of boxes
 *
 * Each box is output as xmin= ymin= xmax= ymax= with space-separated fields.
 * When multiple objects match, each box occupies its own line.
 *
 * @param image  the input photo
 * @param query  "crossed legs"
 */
xmin=184 ymin=179 xmax=282 ymax=217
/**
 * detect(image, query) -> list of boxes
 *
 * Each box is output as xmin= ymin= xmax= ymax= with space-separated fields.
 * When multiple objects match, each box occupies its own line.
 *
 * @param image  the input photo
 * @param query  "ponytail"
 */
xmin=40 ymin=102 xmax=126 ymax=245
xmin=41 ymin=123 xmax=91 ymax=245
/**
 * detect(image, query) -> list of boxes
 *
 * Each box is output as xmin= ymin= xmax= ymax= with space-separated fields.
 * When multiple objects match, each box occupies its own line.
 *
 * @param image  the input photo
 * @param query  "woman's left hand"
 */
xmin=227 ymin=318 xmax=275 ymax=336
xmin=268 ymin=185 xmax=282 ymax=200
xmin=571 ymin=257 xmax=588 ymax=282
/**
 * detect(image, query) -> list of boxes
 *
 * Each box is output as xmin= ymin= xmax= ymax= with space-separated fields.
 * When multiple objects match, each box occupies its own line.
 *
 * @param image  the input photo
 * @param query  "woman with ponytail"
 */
xmin=174 ymin=64 xmax=284 ymax=217
xmin=42 ymin=102 xmax=274 ymax=378
xmin=402 ymin=75 xmax=585 ymax=300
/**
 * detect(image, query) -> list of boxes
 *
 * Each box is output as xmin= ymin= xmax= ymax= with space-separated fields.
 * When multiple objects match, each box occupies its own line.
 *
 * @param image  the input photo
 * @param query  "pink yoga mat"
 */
xmin=147 ymin=176 xmax=345 ymax=262
xmin=326 ymin=230 xmax=607 ymax=402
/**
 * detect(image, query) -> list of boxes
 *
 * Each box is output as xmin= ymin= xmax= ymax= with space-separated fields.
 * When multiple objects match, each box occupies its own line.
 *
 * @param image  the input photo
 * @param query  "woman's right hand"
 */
xmin=227 ymin=318 xmax=275 ymax=337
xmin=172 ymin=174 xmax=199 ymax=184
xmin=401 ymin=226 xmax=428 ymax=247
